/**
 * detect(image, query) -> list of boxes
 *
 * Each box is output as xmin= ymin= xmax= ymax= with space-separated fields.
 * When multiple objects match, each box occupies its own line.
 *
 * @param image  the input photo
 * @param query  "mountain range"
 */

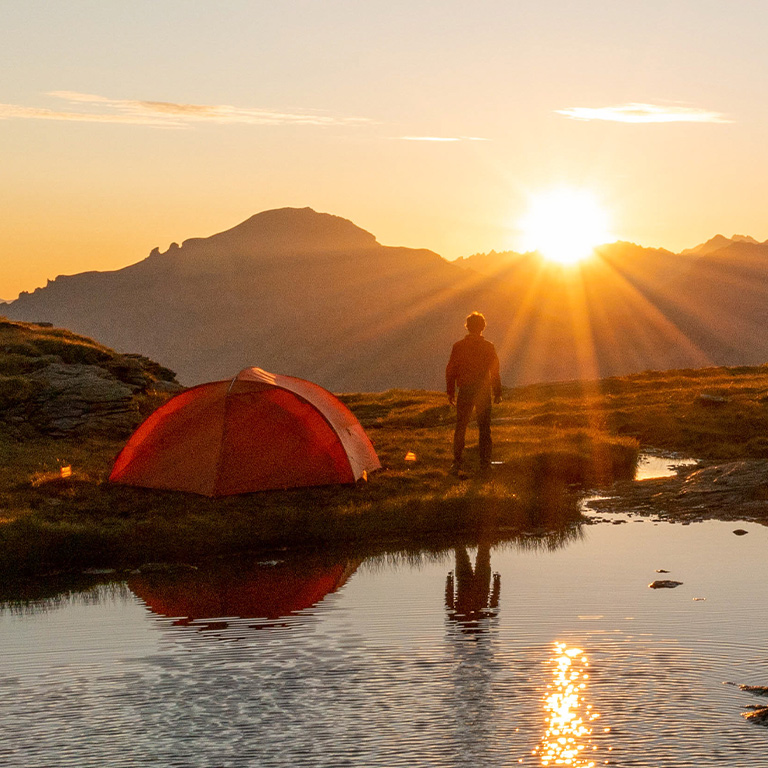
xmin=5 ymin=207 xmax=768 ymax=391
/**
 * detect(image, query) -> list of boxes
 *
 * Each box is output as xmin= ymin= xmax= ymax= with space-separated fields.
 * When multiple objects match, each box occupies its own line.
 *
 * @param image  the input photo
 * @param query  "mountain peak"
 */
xmin=179 ymin=207 xmax=379 ymax=256
xmin=681 ymin=233 xmax=760 ymax=256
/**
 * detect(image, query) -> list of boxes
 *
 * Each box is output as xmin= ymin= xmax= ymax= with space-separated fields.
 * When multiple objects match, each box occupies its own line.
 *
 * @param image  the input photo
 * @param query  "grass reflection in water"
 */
xmin=533 ymin=642 xmax=605 ymax=767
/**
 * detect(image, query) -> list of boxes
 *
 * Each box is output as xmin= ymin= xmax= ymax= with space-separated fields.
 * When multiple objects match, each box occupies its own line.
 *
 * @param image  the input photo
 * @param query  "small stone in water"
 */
xmin=649 ymin=580 xmax=683 ymax=589
xmin=733 ymin=529 xmax=749 ymax=536
xmin=740 ymin=685 xmax=768 ymax=697
xmin=656 ymin=569 xmax=670 ymax=573
xmin=693 ymin=597 xmax=706 ymax=601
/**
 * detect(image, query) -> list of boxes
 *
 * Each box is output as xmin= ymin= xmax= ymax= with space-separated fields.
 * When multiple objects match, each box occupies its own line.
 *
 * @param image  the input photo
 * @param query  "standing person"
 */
xmin=446 ymin=312 xmax=502 ymax=474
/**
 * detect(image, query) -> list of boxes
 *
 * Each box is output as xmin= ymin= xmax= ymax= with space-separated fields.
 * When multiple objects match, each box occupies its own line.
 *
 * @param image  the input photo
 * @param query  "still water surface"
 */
xmin=2 ymin=517 xmax=767 ymax=767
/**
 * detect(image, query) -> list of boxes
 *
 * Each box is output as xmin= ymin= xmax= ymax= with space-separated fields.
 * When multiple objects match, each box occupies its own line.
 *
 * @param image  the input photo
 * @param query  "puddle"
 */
xmin=635 ymin=452 xmax=698 ymax=481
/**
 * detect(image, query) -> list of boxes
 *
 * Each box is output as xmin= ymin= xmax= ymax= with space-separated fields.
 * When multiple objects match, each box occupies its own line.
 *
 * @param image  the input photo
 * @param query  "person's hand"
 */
xmin=448 ymin=394 xmax=455 ymax=406
xmin=494 ymin=395 xmax=502 ymax=404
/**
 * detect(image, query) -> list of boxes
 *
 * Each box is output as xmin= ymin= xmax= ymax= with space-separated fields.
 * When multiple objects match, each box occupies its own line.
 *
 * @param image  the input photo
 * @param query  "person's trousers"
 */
xmin=453 ymin=386 xmax=492 ymax=464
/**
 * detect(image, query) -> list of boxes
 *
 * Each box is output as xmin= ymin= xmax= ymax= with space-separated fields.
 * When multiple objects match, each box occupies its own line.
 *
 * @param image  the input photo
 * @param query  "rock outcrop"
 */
xmin=27 ymin=363 xmax=137 ymax=436
xmin=585 ymin=459 xmax=768 ymax=523
xmin=0 ymin=319 xmax=181 ymax=438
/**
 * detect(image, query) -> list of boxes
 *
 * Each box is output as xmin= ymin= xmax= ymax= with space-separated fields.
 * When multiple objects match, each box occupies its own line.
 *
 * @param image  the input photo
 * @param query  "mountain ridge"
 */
xmin=6 ymin=208 xmax=768 ymax=391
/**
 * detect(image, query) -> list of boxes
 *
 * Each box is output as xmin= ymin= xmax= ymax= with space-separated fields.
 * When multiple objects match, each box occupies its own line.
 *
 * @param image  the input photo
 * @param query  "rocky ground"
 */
xmin=739 ymin=686 xmax=768 ymax=726
xmin=585 ymin=458 xmax=768 ymax=525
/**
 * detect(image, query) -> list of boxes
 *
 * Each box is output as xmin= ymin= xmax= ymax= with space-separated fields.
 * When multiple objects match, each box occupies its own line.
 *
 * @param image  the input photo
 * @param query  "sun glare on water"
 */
xmin=531 ymin=642 xmax=606 ymax=766
xmin=519 ymin=189 xmax=612 ymax=266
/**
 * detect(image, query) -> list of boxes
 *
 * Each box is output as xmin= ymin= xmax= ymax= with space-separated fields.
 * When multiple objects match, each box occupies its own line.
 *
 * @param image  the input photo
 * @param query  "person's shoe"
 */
xmin=478 ymin=461 xmax=492 ymax=476
xmin=449 ymin=461 xmax=463 ymax=476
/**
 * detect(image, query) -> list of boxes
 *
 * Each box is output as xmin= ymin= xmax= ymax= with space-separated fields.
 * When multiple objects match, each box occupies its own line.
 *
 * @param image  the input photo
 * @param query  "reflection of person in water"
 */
xmin=445 ymin=542 xmax=501 ymax=634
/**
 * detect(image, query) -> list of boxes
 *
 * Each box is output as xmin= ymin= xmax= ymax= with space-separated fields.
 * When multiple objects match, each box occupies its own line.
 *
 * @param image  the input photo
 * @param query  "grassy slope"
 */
xmin=3 ymin=326 xmax=768 ymax=578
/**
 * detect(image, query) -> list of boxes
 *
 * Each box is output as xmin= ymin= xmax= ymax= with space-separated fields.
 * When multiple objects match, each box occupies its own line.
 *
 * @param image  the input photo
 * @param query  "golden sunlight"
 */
xmin=532 ymin=642 xmax=604 ymax=767
xmin=519 ymin=189 xmax=612 ymax=266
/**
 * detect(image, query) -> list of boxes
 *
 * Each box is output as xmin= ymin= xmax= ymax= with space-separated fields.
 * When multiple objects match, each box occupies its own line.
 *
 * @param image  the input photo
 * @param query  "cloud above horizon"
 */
xmin=398 ymin=136 xmax=489 ymax=142
xmin=0 ymin=91 xmax=372 ymax=128
xmin=557 ymin=103 xmax=731 ymax=124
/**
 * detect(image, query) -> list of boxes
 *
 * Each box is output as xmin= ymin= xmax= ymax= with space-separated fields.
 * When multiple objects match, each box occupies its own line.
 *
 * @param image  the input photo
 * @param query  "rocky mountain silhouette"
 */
xmin=680 ymin=234 xmax=762 ymax=256
xmin=6 ymin=208 xmax=768 ymax=391
xmin=6 ymin=209 xmax=520 ymax=389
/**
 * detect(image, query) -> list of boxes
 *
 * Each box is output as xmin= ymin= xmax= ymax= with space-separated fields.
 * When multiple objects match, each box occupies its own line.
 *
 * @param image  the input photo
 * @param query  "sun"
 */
xmin=518 ymin=188 xmax=612 ymax=265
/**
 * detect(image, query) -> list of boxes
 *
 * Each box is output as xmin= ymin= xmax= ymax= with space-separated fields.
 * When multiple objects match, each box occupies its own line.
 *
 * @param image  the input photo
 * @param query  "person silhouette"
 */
xmin=445 ymin=542 xmax=501 ymax=635
xmin=446 ymin=312 xmax=502 ymax=473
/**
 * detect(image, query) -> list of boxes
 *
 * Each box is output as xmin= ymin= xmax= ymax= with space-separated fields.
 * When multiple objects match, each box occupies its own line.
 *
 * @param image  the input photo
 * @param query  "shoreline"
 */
xmin=4 ymin=454 xmax=768 ymax=589
xmin=584 ymin=458 xmax=768 ymax=524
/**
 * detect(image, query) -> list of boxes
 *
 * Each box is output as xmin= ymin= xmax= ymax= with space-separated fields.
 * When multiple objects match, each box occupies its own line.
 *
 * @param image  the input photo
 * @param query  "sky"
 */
xmin=2 ymin=0 xmax=768 ymax=300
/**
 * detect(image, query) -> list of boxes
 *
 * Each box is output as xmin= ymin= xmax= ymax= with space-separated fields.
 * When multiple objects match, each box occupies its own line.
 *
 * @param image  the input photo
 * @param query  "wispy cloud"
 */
xmin=0 ymin=91 xmax=372 ymax=128
xmin=556 ymin=103 xmax=732 ymax=124
xmin=399 ymin=135 xmax=489 ymax=142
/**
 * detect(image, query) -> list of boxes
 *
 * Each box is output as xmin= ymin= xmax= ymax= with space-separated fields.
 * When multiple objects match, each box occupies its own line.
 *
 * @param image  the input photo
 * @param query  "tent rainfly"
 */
xmin=109 ymin=367 xmax=381 ymax=496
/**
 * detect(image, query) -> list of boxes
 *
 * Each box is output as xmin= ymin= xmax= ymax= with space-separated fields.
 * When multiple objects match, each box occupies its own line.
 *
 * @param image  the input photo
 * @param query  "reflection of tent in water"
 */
xmin=129 ymin=557 xmax=359 ymax=630
xmin=110 ymin=367 xmax=380 ymax=496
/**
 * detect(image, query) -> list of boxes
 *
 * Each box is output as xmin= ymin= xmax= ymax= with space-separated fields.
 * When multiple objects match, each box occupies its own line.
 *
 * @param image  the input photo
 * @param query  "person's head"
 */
xmin=465 ymin=311 xmax=486 ymax=334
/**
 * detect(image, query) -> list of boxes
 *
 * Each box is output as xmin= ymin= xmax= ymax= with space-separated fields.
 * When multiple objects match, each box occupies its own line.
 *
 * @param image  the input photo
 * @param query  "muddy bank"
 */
xmin=585 ymin=459 xmax=768 ymax=524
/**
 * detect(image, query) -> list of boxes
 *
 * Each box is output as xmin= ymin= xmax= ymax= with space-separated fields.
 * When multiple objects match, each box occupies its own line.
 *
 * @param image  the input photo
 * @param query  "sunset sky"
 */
xmin=2 ymin=0 xmax=767 ymax=299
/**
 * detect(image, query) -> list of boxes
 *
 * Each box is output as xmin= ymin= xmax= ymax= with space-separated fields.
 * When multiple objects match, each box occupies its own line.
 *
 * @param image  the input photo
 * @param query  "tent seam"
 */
xmin=279 ymin=391 xmax=356 ymax=481
xmin=212 ymin=374 xmax=238 ymax=496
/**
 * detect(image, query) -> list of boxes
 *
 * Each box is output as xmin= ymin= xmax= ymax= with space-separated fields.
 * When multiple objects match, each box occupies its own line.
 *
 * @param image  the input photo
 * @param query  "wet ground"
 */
xmin=589 ymin=456 xmax=768 ymax=524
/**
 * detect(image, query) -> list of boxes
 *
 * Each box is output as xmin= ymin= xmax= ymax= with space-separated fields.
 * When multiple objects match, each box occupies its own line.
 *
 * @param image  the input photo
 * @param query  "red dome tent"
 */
xmin=109 ymin=367 xmax=380 ymax=496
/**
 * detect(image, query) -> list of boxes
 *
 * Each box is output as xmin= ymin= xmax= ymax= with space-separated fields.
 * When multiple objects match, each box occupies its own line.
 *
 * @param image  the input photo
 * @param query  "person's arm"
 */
xmin=490 ymin=347 xmax=502 ymax=403
xmin=446 ymin=346 xmax=458 ymax=405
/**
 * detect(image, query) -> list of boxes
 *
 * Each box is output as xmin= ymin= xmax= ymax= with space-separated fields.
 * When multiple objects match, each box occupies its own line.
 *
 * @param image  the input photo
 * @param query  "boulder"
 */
xmin=28 ymin=363 xmax=138 ymax=436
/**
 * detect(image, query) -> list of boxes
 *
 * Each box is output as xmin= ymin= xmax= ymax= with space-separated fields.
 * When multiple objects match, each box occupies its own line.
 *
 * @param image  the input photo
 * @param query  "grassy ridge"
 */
xmin=500 ymin=365 xmax=768 ymax=459
xmin=3 ymin=358 xmax=768 ymax=578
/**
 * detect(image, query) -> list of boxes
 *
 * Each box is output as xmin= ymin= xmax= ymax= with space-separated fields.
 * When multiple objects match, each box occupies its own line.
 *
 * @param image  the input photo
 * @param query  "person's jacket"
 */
xmin=446 ymin=333 xmax=502 ymax=399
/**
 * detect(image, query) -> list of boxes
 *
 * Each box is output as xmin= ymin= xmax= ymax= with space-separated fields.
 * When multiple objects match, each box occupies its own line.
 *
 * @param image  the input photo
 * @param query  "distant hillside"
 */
xmin=6 ymin=209 xmax=768 ymax=391
xmin=456 ymin=237 xmax=768 ymax=377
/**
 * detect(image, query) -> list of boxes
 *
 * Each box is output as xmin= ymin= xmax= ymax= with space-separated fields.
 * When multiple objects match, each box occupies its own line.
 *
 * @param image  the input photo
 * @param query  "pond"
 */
xmin=2 ymin=515 xmax=767 ymax=767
